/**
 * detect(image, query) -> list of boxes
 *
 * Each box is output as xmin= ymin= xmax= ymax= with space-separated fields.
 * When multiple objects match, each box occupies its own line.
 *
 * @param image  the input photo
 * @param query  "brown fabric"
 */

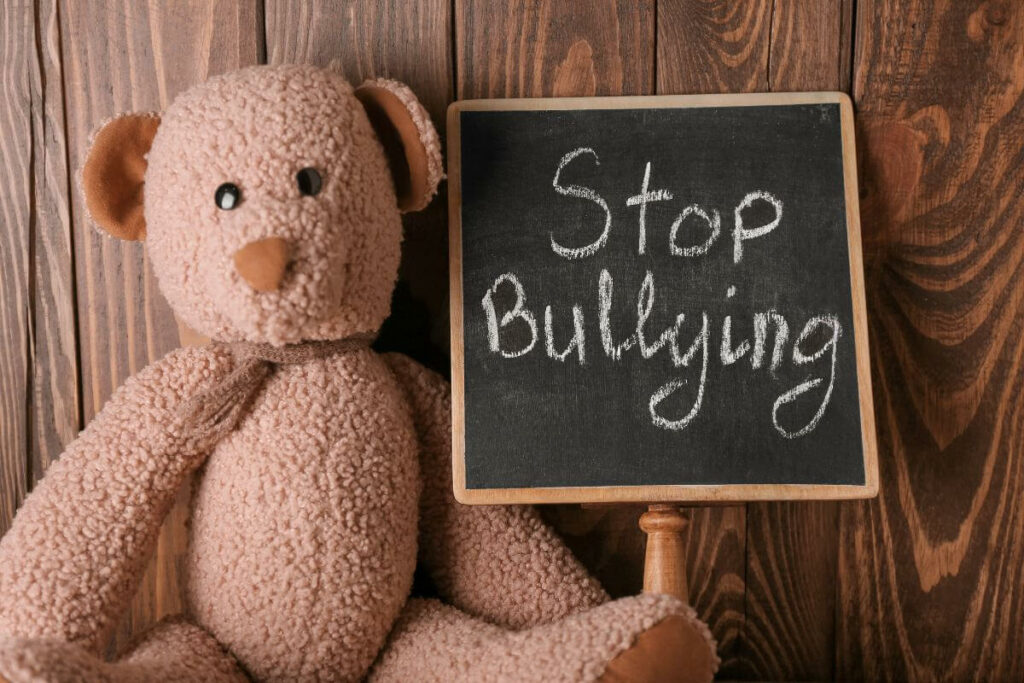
xmin=178 ymin=335 xmax=373 ymax=450
xmin=82 ymin=114 xmax=161 ymax=241
xmin=355 ymin=84 xmax=430 ymax=213
xmin=597 ymin=616 xmax=717 ymax=683
xmin=233 ymin=236 xmax=291 ymax=292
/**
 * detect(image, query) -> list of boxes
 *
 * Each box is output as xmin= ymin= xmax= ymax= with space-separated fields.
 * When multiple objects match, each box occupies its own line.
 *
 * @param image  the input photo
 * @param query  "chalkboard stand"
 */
xmin=640 ymin=504 xmax=690 ymax=601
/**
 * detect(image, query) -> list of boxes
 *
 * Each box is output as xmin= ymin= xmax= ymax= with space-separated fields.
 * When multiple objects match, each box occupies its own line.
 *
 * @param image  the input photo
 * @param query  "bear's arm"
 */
xmin=384 ymin=353 xmax=609 ymax=630
xmin=0 ymin=344 xmax=235 ymax=654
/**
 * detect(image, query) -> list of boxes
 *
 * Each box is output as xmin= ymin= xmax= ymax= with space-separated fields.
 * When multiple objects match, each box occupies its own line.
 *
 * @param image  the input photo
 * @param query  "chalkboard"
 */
xmin=447 ymin=93 xmax=877 ymax=504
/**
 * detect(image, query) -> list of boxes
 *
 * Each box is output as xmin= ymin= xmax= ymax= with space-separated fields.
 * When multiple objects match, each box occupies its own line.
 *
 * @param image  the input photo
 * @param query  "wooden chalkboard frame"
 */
xmin=447 ymin=92 xmax=878 ymax=505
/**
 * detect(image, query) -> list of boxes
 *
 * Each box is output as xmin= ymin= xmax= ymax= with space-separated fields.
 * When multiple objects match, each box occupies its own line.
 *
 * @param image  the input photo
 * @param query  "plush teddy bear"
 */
xmin=0 ymin=64 xmax=718 ymax=683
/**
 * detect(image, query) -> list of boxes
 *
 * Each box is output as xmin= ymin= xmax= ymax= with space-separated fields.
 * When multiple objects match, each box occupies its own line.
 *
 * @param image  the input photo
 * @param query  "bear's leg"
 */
xmin=0 ymin=617 xmax=247 ymax=683
xmin=370 ymin=595 xmax=718 ymax=683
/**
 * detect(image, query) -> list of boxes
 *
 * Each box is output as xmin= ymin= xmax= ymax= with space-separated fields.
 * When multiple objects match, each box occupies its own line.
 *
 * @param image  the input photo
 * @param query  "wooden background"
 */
xmin=1 ymin=1 xmax=1022 ymax=680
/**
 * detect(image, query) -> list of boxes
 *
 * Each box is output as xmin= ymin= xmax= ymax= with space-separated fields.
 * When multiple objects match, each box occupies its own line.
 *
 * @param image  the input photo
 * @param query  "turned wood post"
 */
xmin=639 ymin=504 xmax=689 ymax=601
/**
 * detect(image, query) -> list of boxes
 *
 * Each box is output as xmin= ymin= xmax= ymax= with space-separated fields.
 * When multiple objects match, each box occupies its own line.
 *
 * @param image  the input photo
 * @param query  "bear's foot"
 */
xmin=0 ymin=617 xmax=246 ymax=683
xmin=371 ymin=594 xmax=718 ymax=682
xmin=0 ymin=636 xmax=111 ymax=683
xmin=597 ymin=615 xmax=718 ymax=683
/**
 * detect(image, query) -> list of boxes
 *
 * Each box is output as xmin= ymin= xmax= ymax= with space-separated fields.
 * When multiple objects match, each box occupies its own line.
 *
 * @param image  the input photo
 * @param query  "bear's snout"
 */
xmin=233 ymin=237 xmax=291 ymax=292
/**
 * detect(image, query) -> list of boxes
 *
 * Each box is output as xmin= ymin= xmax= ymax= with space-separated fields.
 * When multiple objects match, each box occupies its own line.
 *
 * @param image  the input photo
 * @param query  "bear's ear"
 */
xmin=354 ymin=79 xmax=442 ymax=213
xmin=81 ymin=113 xmax=161 ymax=241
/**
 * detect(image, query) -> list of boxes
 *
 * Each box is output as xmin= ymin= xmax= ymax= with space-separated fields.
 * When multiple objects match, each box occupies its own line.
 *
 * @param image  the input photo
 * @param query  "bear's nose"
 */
xmin=233 ymin=237 xmax=291 ymax=292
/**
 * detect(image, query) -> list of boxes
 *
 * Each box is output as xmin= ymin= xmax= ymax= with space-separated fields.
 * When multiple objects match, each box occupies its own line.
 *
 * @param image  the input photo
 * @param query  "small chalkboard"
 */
xmin=447 ymin=93 xmax=877 ymax=504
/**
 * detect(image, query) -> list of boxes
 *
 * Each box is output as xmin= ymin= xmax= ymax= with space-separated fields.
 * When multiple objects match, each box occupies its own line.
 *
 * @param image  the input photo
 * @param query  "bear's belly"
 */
xmin=184 ymin=352 xmax=420 ymax=682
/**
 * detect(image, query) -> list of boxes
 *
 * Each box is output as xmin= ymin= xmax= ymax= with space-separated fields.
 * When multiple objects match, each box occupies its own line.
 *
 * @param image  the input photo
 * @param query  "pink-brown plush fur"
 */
xmin=146 ymin=65 xmax=411 ymax=346
xmin=0 ymin=64 xmax=716 ymax=682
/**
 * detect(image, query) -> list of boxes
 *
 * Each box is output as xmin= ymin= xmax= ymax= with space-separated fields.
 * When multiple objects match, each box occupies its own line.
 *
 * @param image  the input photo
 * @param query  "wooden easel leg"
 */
xmin=639 ymin=504 xmax=689 ymax=602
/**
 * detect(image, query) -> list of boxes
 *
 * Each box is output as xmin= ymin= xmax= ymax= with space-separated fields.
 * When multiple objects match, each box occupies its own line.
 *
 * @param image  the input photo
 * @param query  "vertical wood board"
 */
xmin=838 ymin=1 xmax=1024 ymax=680
xmin=0 ymin=0 xmax=33 ymax=536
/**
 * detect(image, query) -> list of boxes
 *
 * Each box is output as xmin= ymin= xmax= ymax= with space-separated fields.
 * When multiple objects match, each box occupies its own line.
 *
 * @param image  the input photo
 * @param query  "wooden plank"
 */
xmin=456 ymin=0 xmax=653 ymax=99
xmin=0 ymin=0 xmax=32 ymax=536
xmin=656 ymin=1 xmax=771 ymax=674
xmin=732 ymin=2 xmax=854 ymax=679
xmin=58 ymin=0 xmax=263 ymax=652
xmin=266 ymin=0 xmax=453 ymax=370
xmin=767 ymin=0 xmax=854 ymax=93
xmin=657 ymin=0 xmax=771 ymax=96
xmin=740 ymin=500 xmax=839 ymax=679
xmin=29 ymin=0 xmax=79 ymax=482
xmin=838 ymin=1 xmax=1024 ymax=680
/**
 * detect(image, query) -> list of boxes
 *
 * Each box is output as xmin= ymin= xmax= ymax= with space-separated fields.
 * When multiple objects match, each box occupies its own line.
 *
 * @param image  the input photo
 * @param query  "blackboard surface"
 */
xmin=448 ymin=93 xmax=877 ymax=504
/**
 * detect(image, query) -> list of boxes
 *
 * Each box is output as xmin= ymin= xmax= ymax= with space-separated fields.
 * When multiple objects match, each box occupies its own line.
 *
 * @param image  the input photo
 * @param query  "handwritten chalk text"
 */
xmin=482 ymin=147 xmax=841 ymax=437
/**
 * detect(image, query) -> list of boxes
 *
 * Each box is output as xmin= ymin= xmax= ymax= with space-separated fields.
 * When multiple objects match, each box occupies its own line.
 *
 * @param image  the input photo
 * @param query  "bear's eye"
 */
xmin=296 ymin=168 xmax=322 ymax=196
xmin=215 ymin=183 xmax=241 ymax=210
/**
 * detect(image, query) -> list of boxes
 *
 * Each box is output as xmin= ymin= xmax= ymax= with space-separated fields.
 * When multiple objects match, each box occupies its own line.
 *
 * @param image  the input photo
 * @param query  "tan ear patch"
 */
xmin=82 ymin=113 xmax=161 ymax=241
xmin=355 ymin=79 xmax=442 ymax=213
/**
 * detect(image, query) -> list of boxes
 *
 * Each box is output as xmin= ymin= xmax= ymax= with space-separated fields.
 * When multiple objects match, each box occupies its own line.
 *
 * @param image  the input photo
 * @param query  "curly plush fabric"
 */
xmin=0 ymin=345 xmax=237 ymax=651
xmin=185 ymin=349 xmax=422 ymax=681
xmin=0 ymin=64 xmax=717 ymax=682
xmin=370 ymin=595 xmax=710 ymax=682
xmin=385 ymin=353 xmax=610 ymax=629
xmin=0 ymin=345 xmax=716 ymax=682
xmin=357 ymin=78 xmax=444 ymax=212
xmin=0 ymin=618 xmax=246 ymax=682
xmin=144 ymin=65 xmax=405 ymax=346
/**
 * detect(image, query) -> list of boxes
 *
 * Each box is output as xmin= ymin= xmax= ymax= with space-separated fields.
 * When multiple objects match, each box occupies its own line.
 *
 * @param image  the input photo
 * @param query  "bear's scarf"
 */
xmin=178 ymin=335 xmax=374 ymax=450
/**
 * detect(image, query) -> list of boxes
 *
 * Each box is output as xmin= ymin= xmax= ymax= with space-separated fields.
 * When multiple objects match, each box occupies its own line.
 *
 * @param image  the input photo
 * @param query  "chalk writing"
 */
xmin=479 ymin=147 xmax=842 ymax=438
xmin=550 ymin=148 xmax=611 ymax=259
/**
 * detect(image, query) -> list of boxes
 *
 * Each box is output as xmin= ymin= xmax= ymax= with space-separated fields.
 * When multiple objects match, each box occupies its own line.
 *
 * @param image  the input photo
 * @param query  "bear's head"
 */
xmin=81 ymin=64 xmax=442 ymax=346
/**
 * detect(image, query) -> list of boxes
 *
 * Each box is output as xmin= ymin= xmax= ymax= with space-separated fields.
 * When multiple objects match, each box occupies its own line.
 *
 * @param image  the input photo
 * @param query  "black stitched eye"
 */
xmin=296 ymin=167 xmax=322 ymax=196
xmin=215 ymin=183 xmax=241 ymax=210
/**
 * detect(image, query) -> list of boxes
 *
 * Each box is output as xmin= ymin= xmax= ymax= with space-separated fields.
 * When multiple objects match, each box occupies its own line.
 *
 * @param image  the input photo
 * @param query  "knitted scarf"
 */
xmin=177 ymin=335 xmax=374 ymax=450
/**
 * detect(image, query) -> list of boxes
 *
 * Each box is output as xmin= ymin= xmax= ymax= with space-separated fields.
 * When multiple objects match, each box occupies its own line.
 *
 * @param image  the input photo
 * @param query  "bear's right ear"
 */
xmin=354 ymin=79 xmax=442 ymax=213
xmin=81 ymin=113 xmax=161 ymax=241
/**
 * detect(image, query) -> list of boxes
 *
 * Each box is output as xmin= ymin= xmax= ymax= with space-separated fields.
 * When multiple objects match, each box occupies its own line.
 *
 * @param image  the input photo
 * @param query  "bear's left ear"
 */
xmin=355 ymin=79 xmax=442 ymax=213
xmin=81 ymin=112 xmax=161 ymax=241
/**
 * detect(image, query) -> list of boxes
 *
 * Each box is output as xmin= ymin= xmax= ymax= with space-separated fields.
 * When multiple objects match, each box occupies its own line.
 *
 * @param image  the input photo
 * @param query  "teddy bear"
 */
xmin=0 ymin=64 xmax=718 ymax=682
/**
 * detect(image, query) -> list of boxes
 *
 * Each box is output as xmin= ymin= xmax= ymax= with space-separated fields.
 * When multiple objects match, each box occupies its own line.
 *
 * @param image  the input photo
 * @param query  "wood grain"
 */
xmin=738 ymin=501 xmax=839 ymax=679
xmin=0 ymin=0 xmax=32 ymax=536
xmin=266 ymin=0 xmax=453 ymax=370
xmin=29 ymin=0 xmax=79 ymax=483
xmin=58 ymin=0 xmax=263 ymax=654
xmin=767 ymin=0 xmax=854 ymax=93
xmin=728 ymin=1 xmax=853 ymax=679
xmin=657 ymin=0 xmax=772 ymax=95
xmin=456 ymin=0 xmax=654 ymax=100
xmin=641 ymin=505 xmax=690 ymax=600
xmin=838 ymin=1 xmax=1024 ymax=680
